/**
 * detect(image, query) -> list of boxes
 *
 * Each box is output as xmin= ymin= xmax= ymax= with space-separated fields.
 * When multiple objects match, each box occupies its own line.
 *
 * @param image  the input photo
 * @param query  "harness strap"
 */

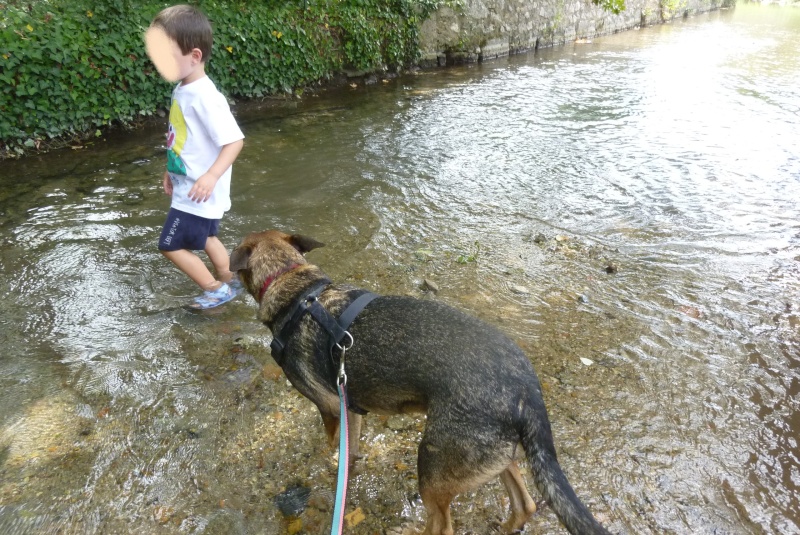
xmin=338 ymin=292 xmax=380 ymax=334
xmin=307 ymin=291 xmax=380 ymax=350
xmin=307 ymin=300 xmax=348 ymax=348
xmin=269 ymin=281 xmax=330 ymax=364
xmin=314 ymin=291 xmax=380 ymax=417
xmin=270 ymin=286 xmax=379 ymax=366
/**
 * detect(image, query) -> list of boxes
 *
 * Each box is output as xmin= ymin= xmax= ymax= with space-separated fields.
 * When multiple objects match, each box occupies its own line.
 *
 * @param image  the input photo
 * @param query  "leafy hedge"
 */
xmin=0 ymin=0 xmax=441 ymax=156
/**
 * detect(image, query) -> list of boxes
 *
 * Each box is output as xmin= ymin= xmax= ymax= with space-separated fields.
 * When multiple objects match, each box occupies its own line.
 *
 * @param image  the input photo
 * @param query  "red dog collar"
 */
xmin=258 ymin=263 xmax=301 ymax=302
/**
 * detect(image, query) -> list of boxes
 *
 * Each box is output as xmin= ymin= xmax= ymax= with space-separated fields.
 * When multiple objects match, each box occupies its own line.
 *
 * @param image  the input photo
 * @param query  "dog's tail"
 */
xmin=519 ymin=394 xmax=611 ymax=535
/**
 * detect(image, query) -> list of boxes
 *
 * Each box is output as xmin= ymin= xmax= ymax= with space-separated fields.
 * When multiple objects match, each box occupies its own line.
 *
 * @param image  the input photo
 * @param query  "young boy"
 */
xmin=145 ymin=5 xmax=245 ymax=309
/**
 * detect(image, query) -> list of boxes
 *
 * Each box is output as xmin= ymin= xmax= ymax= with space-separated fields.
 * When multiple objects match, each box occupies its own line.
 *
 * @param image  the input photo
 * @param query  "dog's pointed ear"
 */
xmin=288 ymin=234 xmax=325 ymax=254
xmin=229 ymin=245 xmax=252 ymax=272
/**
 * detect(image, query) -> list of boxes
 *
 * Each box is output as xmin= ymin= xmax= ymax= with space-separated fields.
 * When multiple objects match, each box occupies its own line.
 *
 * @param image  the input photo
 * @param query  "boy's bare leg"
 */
xmin=205 ymin=236 xmax=234 ymax=284
xmin=161 ymin=249 xmax=220 ymax=291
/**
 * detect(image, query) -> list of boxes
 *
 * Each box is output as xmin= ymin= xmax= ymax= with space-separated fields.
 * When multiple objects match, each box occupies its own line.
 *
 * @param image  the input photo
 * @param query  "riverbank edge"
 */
xmin=2 ymin=1 xmax=731 ymax=161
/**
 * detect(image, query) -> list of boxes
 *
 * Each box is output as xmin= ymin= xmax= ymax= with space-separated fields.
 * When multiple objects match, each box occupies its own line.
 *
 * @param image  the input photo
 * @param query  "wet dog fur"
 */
xmin=230 ymin=230 xmax=611 ymax=535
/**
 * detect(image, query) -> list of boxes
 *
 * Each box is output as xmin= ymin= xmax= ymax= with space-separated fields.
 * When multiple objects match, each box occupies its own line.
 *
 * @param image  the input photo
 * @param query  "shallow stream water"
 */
xmin=1 ymin=3 xmax=799 ymax=534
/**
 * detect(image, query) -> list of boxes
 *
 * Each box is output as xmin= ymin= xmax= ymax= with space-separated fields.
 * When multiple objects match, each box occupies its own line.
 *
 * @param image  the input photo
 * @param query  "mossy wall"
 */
xmin=419 ymin=0 xmax=733 ymax=65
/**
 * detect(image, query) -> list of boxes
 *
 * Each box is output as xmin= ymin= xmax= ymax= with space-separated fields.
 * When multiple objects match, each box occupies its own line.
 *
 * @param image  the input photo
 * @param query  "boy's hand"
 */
xmin=185 ymin=140 xmax=243 ymax=203
xmin=188 ymin=173 xmax=218 ymax=203
xmin=162 ymin=171 xmax=173 ymax=196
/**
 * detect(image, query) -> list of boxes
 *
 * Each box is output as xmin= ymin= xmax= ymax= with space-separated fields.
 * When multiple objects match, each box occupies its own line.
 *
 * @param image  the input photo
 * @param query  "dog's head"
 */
xmin=230 ymin=230 xmax=325 ymax=302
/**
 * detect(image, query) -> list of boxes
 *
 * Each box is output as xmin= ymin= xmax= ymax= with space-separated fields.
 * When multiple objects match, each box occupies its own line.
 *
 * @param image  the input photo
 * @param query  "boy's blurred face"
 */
xmin=145 ymin=26 xmax=200 ymax=84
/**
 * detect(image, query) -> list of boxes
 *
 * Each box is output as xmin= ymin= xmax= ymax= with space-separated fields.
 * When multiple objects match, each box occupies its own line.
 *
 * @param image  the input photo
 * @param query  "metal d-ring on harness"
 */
xmin=335 ymin=331 xmax=353 ymax=384
xmin=268 ymin=285 xmax=378 ymax=534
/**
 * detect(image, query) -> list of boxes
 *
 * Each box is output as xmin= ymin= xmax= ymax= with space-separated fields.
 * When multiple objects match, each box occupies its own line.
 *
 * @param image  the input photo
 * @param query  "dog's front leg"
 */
xmin=320 ymin=410 xmax=363 ymax=468
xmin=347 ymin=412 xmax=363 ymax=465
xmin=320 ymin=410 xmax=339 ymax=447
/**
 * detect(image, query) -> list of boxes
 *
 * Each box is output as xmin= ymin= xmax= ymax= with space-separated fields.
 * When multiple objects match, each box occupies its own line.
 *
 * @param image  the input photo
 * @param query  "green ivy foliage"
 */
xmin=1 ymin=1 xmax=167 ymax=151
xmin=0 ymin=0 xmax=437 ymax=156
xmin=593 ymin=0 xmax=626 ymax=15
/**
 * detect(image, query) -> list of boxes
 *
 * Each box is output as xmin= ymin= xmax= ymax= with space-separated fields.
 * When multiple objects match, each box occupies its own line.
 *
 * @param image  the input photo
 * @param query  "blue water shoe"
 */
xmin=227 ymin=275 xmax=243 ymax=293
xmin=190 ymin=283 xmax=237 ymax=310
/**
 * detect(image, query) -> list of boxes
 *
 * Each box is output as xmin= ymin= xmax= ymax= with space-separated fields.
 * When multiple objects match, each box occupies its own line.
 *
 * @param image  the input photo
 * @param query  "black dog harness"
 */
xmin=269 ymin=281 xmax=379 ymax=397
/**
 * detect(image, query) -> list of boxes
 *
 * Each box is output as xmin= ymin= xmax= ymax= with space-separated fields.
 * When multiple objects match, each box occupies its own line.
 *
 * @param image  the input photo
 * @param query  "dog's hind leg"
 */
xmin=416 ymin=437 xmax=458 ymax=535
xmin=419 ymin=487 xmax=455 ymax=535
xmin=499 ymin=461 xmax=537 ymax=533
xmin=416 ymin=431 xmax=512 ymax=534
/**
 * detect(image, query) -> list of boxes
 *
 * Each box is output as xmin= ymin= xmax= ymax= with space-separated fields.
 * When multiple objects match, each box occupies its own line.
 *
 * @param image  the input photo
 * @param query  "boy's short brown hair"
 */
xmin=151 ymin=5 xmax=213 ymax=63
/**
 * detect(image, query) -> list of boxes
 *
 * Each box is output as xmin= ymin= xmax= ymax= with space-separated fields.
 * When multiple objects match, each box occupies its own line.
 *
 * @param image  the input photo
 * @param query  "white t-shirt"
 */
xmin=165 ymin=75 xmax=244 ymax=219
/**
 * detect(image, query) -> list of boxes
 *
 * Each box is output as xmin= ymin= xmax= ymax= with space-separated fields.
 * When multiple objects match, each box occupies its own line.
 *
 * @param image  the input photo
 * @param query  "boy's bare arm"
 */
xmin=162 ymin=171 xmax=173 ymax=196
xmin=187 ymin=138 xmax=245 ymax=203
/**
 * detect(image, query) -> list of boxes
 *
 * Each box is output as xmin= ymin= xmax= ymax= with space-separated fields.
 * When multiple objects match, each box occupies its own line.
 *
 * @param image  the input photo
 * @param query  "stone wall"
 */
xmin=418 ymin=0 xmax=731 ymax=65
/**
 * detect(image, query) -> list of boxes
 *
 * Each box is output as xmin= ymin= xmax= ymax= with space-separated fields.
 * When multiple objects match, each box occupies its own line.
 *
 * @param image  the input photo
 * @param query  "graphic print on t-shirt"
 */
xmin=166 ymin=99 xmax=188 ymax=175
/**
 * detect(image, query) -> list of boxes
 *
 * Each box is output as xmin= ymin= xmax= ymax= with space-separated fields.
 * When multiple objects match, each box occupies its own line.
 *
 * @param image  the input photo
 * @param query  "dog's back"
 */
xmin=344 ymin=295 xmax=540 ymax=415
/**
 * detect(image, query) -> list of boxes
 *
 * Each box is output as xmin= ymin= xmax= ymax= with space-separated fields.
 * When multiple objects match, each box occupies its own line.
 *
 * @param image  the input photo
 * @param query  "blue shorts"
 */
xmin=158 ymin=208 xmax=220 ymax=252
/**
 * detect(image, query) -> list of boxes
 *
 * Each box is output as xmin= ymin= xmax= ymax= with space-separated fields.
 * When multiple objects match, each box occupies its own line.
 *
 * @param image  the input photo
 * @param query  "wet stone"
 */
xmin=386 ymin=415 xmax=412 ymax=431
xmin=153 ymin=505 xmax=174 ymax=525
xmin=203 ymin=509 xmax=248 ymax=535
xmin=421 ymin=279 xmax=439 ymax=293
xmin=510 ymin=285 xmax=530 ymax=295
xmin=220 ymin=366 xmax=260 ymax=385
xmin=234 ymin=335 xmax=266 ymax=351
xmin=273 ymin=485 xmax=311 ymax=517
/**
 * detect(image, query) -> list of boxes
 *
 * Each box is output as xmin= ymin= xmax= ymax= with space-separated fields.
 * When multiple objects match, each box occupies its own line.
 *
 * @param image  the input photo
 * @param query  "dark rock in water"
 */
xmin=274 ymin=485 xmax=311 ymax=518
xmin=605 ymin=263 xmax=618 ymax=274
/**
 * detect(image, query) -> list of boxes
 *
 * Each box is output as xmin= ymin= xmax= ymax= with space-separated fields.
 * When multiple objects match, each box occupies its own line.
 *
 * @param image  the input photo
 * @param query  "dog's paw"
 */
xmin=385 ymin=522 xmax=421 ymax=535
xmin=348 ymin=453 xmax=366 ymax=475
xmin=489 ymin=517 xmax=524 ymax=534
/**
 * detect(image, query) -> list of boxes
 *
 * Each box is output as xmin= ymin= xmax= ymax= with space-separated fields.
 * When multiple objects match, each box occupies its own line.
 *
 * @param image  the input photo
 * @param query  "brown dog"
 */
xmin=230 ymin=230 xmax=611 ymax=535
